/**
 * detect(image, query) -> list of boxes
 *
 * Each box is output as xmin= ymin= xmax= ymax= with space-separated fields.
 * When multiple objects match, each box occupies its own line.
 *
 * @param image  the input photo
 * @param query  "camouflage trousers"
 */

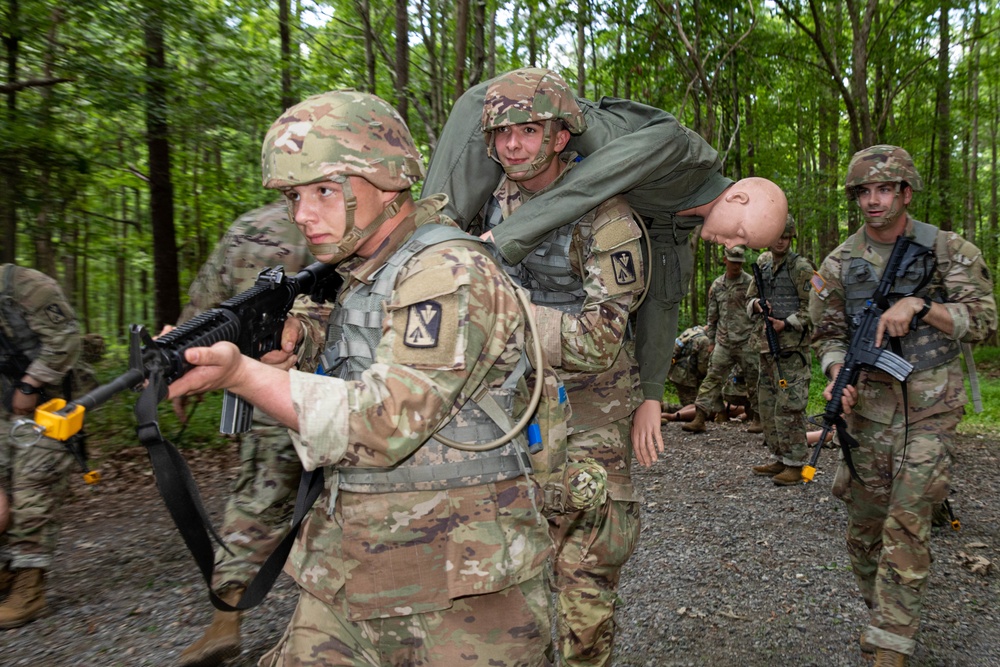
xmin=549 ymin=420 xmax=642 ymax=667
xmin=0 ymin=412 xmax=74 ymax=570
xmin=259 ymin=572 xmax=553 ymax=666
xmin=694 ymin=342 xmax=758 ymax=417
xmin=674 ymin=384 xmax=699 ymax=407
xmin=213 ymin=422 xmax=301 ymax=591
xmin=831 ymin=408 xmax=960 ymax=656
xmin=756 ymin=348 xmax=811 ymax=466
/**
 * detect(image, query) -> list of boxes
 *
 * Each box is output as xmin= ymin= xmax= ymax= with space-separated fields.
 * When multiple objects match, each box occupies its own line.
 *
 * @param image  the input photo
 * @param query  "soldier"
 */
xmin=748 ymin=216 xmax=815 ymax=486
xmin=167 ymin=90 xmax=555 ymax=665
xmin=422 ymin=85 xmax=788 ymax=468
xmin=0 ymin=263 xmax=81 ymax=628
xmin=683 ymin=246 xmax=760 ymax=433
xmin=478 ymin=67 xmax=644 ymax=667
xmin=667 ymin=325 xmax=712 ymax=407
xmin=176 ymin=202 xmax=321 ymax=667
xmin=809 ymin=145 xmax=996 ymax=666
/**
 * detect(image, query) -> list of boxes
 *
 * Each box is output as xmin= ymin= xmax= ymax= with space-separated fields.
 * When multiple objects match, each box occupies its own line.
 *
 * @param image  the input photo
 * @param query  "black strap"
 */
xmin=134 ymin=374 xmax=324 ymax=612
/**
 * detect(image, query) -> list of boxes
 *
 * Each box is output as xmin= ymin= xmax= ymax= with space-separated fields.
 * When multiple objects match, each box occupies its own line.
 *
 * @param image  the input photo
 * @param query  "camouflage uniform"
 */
xmin=810 ymin=148 xmax=996 ymax=656
xmin=668 ymin=326 xmax=711 ymax=406
xmin=478 ymin=68 xmax=644 ymax=667
xmin=0 ymin=264 xmax=80 ymax=571
xmin=258 ymin=91 xmax=554 ymax=666
xmin=178 ymin=201 xmax=317 ymax=593
xmin=693 ymin=258 xmax=759 ymax=419
xmin=423 ymin=84 xmax=732 ymax=405
xmin=747 ymin=247 xmax=814 ymax=467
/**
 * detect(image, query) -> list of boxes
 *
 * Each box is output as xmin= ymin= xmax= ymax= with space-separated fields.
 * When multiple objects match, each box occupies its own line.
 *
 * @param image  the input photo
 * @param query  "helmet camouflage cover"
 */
xmin=844 ymin=145 xmax=924 ymax=200
xmin=783 ymin=214 xmax=796 ymax=238
xmin=262 ymin=90 xmax=425 ymax=191
xmin=481 ymin=67 xmax=587 ymax=135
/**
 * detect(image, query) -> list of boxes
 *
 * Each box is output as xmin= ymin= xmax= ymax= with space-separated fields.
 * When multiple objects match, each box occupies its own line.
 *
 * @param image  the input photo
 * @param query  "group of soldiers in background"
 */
xmin=1 ymin=65 xmax=994 ymax=667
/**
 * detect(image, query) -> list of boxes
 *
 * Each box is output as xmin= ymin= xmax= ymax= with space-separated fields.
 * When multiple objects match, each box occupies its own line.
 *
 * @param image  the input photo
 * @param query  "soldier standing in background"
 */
xmin=478 ymin=67 xmax=645 ymax=667
xmin=0 ymin=264 xmax=81 ymax=628
xmin=666 ymin=325 xmax=712 ymax=408
xmin=176 ymin=202 xmax=322 ymax=667
xmin=748 ymin=216 xmax=815 ymax=486
xmin=810 ymin=145 xmax=996 ymax=666
xmin=683 ymin=246 xmax=760 ymax=433
xmin=168 ymin=90 xmax=555 ymax=665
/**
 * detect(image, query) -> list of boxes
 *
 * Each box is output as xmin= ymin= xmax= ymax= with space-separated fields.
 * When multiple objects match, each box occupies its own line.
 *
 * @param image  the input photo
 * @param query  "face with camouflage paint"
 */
xmin=855 ymin=181 xmax=912 ymax=234
xmin=493 ymin=121 xmax=571 ymax=190
xmin=283 ymin=177 xmax=400 ymax=262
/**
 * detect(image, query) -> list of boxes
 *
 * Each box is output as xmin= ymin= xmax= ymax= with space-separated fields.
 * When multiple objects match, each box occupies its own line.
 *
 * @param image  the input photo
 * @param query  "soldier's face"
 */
xmin=493 ymin=121 xmax=570 ymax=190
xmin=856 ymin=182 xmax=912 ymax=229
xmin=770 ymin=235 xmax=792 ymax=257
xmin=283 ymin=177 xmax=393 ymax=261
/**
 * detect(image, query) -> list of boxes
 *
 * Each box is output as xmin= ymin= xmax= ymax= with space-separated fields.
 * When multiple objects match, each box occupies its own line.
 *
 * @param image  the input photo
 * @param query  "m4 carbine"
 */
xmin=802 ymin=235 xmax=933 ymax=482
xmin=751 ymin=262 xmax=788 ymax=389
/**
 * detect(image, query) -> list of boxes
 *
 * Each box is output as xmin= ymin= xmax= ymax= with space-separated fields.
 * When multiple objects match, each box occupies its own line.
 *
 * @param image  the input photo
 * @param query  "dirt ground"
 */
xmin=3 ymin=422 xmax=998 ymax=666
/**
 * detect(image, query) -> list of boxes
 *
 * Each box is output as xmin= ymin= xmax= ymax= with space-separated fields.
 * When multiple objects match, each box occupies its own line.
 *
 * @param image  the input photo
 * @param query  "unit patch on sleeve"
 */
xmin=611 ymin=250 xmax=638 ymax=286
xmin=404 ymin=300 xmax=442 ymax=348
xmin=45 ymin=303 xmax=67 ymax=325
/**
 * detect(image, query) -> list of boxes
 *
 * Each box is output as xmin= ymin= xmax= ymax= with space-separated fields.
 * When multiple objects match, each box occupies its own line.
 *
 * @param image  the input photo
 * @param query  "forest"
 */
xmin=2 ymin=0 xmax=999 ymax=337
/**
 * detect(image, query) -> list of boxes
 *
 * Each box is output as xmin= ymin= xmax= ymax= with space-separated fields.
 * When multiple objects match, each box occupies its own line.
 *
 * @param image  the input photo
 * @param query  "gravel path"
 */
xmin=3 ymin=423 xmax=998 ymax=666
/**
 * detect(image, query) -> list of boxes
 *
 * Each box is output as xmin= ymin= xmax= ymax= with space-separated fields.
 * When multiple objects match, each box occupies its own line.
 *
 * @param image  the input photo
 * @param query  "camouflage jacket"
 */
xmin=704 ymin=270 xmax=754 ymax=347
xmin=179 ymin=201 xmax=314 ymax=322
xmin=485 ymin=160 xmax=644 ymax=434
xmin=0 ymin=264 xmax=80 ymax=390
xmin=285 ymin=196 xmax=551 ymax=620
xmin=809 ymin=216 xmax=997 ymax=424
xmin=668 ymin=325 xmax=711 ymax=389
xmin=746 ymin=251 xmax=815 ymax=353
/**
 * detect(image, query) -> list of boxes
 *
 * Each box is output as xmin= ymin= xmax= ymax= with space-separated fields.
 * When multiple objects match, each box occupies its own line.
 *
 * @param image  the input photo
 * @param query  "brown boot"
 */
xmin=0 ymin=564 xmax=13 ymax=597
xmin=860 ymin=629 xmax=875 ymax=655
xmin=873 ymin=648 xmax=907 ymax=667
xmin=752 ymin=461 xmax=785 ymax=476
xmin=772 ymin=466 xmax=804 ymax=486
xmin=682 ymin=408 xmax=708 ymax=433
xmin=746 ymin=412 xmax=763 ymax=434
xmin=178 ymin=586 xmax=244 ymax=667
xmin=0 ymin=568 xmax=47 ymax=628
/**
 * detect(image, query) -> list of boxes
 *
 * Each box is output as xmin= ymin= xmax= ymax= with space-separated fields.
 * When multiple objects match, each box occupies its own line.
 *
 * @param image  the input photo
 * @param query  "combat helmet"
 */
xmin=844 ymin=145 xmax=924 ymax=201
xmin=481 ymin=68 xmax=586 ymax=181
xmin=261 ymin=90 xmax=425 ymax=263
xmin=782 ymin=215 xmax=796 ymax=238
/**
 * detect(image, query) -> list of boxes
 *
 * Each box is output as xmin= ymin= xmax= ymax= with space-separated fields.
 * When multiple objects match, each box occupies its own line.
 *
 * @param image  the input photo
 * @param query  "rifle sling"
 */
xmin=134 ymin=376 xmax=324 ymax=612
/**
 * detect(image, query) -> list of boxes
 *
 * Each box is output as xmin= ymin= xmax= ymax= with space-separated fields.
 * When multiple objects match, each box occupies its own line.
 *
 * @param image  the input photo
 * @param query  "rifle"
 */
xmin=801 ymin=235 xmax=934 ymax=483
xmin=750 ymin=262 xmax=788 ymax=389
xmin=14 ymin=261 xmax=339 ymax=612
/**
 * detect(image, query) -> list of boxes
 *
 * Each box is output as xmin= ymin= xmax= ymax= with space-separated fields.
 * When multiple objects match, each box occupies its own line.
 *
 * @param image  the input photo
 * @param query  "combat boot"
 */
xmin=873 ymin=648 xmax=907 ymax=667
xmin=0 ymin=568 xmax=47 ymax=628
xmin=772 ymin=466 xmax=804 ymax=486
xmin=859 ymin=629 xmax=875 ymax=655
xmin=0 ymin=564 xmax=13 ymax=597
xmin=752 ymin=461 xmax=785 ymax=476
xmin=178 ymin=586 xmax=244 ymax=667
xmin=746 ymin=412 xmax=763 ymax=434
xmin=682 ymin=408 xmax=708 ymax=433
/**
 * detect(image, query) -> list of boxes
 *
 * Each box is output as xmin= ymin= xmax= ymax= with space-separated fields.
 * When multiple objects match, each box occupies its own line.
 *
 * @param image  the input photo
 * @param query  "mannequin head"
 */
xmin=700 ymin=177 xmax=787 ymax=249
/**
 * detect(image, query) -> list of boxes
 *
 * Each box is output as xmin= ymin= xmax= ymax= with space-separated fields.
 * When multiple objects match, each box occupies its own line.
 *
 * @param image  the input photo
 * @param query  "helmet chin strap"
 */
xmin=308 ymin=185 xmax=412 ymax=262
xmin=489 ymin=120 xmax=560 ymax=182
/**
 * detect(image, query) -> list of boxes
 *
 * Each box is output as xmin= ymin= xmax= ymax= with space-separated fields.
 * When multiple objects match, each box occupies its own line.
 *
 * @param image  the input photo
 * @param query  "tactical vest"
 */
xmin=483 ymin=196 xmax=586 ymax=313
xmin=0 ymin=264 xmax=41 ymax=377
xmin=760 ymin=253 xmax=802 ymax=319
xmin=841 ymin=220 xmax=959 ymax=372
xmin=319 ymin=224 xmax=531 ymax=493
xmin=673 ymin=326 xmax=706 ymax=376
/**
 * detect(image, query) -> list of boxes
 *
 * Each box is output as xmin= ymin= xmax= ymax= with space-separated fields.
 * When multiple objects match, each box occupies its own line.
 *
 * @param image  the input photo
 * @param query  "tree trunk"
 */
xmin=143 ymin=3 xmax=180 ymax=329
xmin=394 ymin=0 xmax=409 ymax=123
xmin=279 ymin=0 xmax=294 ymax=109
xmin=357 ymin=0 xmax=376 ymax=94
xmin=963 ymin=7 xmax=980 ymax=241
xmin=453 ymin=0 xmax=468 ymax=100
xmin=1 ymin=0 xmax=20 ymax=264
xmin=469 ymin=0 xmax=485 ymax=85
xmin=936 ymin=2 xmax=952 ymax=231
xmin=576 ymin=0 xmax=586 ymax=96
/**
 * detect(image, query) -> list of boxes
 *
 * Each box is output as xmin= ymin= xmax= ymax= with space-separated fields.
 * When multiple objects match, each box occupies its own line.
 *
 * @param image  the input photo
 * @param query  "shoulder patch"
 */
xmin=45 ymin=303 xmax=67 ymax=325
xmin=403 ymin=300 xmax=442 ymax=348
xmin=810 ymin=272 xmax=826 ymax=294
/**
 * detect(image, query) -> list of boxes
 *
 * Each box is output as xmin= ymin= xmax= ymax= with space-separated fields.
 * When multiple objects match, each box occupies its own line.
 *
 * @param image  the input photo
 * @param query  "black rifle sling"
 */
xmin=134 ymin=373 xmax=325 ymax=612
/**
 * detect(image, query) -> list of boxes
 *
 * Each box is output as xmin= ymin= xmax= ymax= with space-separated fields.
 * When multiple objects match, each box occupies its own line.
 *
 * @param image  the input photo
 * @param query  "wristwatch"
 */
xmin=915 ymin=296 xmax=933 ymax=321
xmin=15 ymin=381 xmax=40 ymax=395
